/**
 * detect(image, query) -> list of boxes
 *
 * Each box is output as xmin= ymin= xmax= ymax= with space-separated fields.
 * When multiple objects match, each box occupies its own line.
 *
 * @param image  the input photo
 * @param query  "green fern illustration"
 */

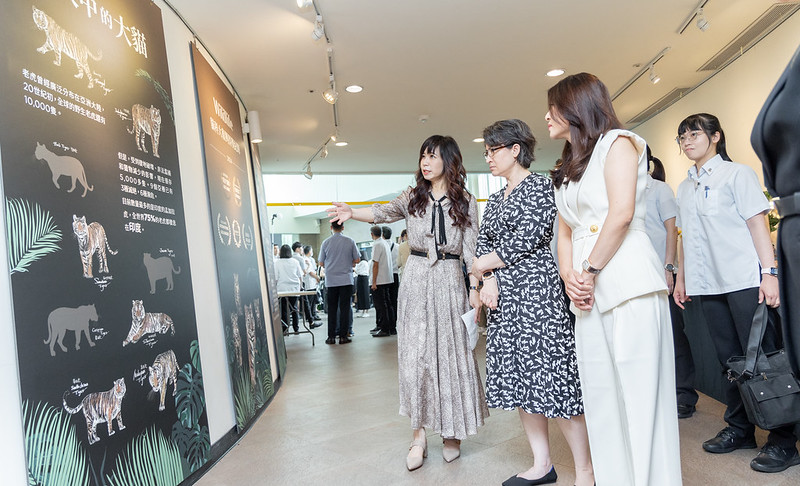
xmin=135 ymin=69 xmax=175 ymax=122
xmin=23 ymin=400 xmax=90 ymax=486
xmin=106 ymin=427 xmax=185 ymax=485
xmin=6 ymin=198 xmax=62 ymax=275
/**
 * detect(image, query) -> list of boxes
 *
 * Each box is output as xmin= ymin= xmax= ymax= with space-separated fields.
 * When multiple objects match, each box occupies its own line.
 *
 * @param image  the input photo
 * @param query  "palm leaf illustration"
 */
xmin=6 ymin=198 xmax=62 ymax=275
xmin=23 ymin=401 xmax=90 ymax=486
xmin=135 ymin=69 xmax=175 ymax=122
xmin=106 ymin=427 xmax=185 ymax=485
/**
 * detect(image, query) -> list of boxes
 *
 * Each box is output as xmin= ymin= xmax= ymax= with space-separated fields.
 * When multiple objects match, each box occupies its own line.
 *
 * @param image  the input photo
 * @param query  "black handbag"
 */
xmin=726 ymin=302 xmax=800 ymax=430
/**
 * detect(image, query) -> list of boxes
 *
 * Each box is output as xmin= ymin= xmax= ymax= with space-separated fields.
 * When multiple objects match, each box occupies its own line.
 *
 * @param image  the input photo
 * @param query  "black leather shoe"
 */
xmin=325 ymin=338 xmax=336 ymax=345
xmin=750 ymin=443 xmax=800 ymax=473
xmin=369 ymin=327 xmax=380 ymax=334
xmin=339 ymin=336 xmax=352 ymax=344
xmin=702 ymin=427 xmax=757 ymax=454
xmin=372 ymin=330 xmax=391 ymax=337
xmin=502 ymin=466 xmax=557 ymax=486
xmin=677 ymin=403 xmax=696 ymax=419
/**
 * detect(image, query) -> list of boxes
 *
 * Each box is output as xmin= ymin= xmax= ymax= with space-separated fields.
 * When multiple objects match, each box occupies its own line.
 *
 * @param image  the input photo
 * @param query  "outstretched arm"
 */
xmin=327 ymin=202 xmax=375 ymax=224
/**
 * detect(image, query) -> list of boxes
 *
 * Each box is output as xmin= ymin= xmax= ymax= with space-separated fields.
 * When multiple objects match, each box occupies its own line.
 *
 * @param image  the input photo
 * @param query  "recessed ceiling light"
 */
xmin=546 ymin=69 xmax=565 ymax=77
xmin=335 ymin=141 xmax=348 ymax=147
xmin=473 ymin=138 xmax=484 ymax=143
xmin=345 ymin=85 xmax=363 ymax=93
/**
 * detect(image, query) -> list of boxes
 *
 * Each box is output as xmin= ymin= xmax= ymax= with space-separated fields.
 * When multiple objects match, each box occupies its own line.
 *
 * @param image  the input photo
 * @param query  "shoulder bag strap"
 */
xmin=743 ymin=302 xmax=771 ymax=377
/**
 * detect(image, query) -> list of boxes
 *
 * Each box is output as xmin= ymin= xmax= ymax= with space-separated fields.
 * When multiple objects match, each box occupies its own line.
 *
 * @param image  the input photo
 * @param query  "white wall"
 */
xmin=636 ymin=12 xmax=800 ymax=191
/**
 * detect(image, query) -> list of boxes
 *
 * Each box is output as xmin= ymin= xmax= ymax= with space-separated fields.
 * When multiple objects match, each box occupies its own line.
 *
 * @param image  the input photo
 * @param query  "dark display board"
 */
xmin=0 ymin=1 xmax=210 ymax=484
xmin=250 ymin=144 xmax=287 ymax=379
xmin=191 ymin=44 xmax=274 ymax=431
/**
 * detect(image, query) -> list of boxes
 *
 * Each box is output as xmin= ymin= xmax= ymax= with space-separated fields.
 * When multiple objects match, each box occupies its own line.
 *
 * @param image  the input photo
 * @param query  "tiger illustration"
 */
xmin=34 ymin=142 xmax=94 ymax=197
xmin=63 ymin=378 xmax=126 ymax=445
xmin=230 ymin=312 xmax=242 ymax=368
xmin=72 ymin=215 xmax=118 ymax=278
xmin=123 ymin=300 xmax=175 ymax=346
xmin=127 ymin=104 xmax=161 ymax=158
xmin=148 ymin=350 xmax=178 ymax=411
xmin=32 ymin=6 xmax=102 ymax=89
xmin=244 ymin=304 xmax=257 ymax=390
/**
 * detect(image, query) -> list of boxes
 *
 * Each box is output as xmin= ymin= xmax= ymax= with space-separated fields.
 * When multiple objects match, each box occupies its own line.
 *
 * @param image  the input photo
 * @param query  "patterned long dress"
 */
xmin=476 ymin=174 xmax=583 ymax=418
xmin=372 ymin=188 xmax=489 ymax=439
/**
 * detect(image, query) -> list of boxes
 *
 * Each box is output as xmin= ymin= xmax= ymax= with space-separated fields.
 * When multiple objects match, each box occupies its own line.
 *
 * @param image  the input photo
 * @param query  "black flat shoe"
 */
xmin=325 ymin=338 xmax=336 ymax=345
xmin=339 ymin=336 xmax=352 ymax=344
xmin=751 ymin=443 xmax=800 ymax=473
xmin=372 ymin=330 xmax=391 ymax=337
xmin=502 ymin=466 xmax=557 ymax=486
xmin=702 ymin=426 xmax=757 ymax=454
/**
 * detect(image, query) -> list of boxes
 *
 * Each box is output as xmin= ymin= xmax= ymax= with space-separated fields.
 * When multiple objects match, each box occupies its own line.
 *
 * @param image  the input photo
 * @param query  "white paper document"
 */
xmin=461 ymin=308 xmax=479 ymax=350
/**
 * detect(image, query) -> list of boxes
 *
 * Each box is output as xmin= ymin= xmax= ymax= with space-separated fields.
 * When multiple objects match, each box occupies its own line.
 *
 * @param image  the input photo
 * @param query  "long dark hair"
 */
xmin=408 ymin=135 xmax=471 ymax=229
xmin=646 ymin=146 xmax=666 ymax=182
xmin=677 ymin=113 xmax=731 ymax=161
xmin=548 ymin=73 xmax=623 ymax=189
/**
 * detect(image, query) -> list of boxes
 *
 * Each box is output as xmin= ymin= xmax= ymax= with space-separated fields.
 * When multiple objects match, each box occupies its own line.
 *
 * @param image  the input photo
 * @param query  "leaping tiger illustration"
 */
xmin=32 ymin=6 xmax=102 ymax=89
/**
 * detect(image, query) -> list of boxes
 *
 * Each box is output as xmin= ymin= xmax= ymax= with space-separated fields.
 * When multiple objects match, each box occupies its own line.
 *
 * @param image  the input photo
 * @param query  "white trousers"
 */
xmin=575 ymin=292 xmax=682 ymax=486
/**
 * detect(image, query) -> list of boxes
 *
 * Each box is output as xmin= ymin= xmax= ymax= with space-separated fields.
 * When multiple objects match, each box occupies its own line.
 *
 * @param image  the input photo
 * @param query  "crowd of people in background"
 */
xmin=273 ymin=65 xmax=800 ymax=485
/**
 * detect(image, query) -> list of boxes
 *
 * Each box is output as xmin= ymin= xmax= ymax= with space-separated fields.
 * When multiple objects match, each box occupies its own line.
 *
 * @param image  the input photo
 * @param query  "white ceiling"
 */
xmin=166 ymin=0 xmax=797 ymax=175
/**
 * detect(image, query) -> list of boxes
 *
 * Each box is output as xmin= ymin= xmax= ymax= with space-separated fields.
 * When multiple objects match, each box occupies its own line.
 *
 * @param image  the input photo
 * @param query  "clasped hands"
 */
xmin=563 ymin=270 xmax=595 ymax=311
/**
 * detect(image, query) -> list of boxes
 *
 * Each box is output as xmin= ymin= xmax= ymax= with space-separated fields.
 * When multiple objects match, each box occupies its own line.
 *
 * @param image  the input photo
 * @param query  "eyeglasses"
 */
xmin=676 ymin=130 xmax=703 ymax=145
xmin=483 ymin=144 xmax=510 ymax=159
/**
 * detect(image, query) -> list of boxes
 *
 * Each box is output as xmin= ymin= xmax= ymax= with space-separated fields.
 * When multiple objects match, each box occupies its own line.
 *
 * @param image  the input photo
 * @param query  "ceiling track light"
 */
xmin=311 ymin=14 xmax=325 ymax=41
xmin=677 ymin=0 xmax=710 ymax=34
xmin=696 ymin=8 xmax=710 ymax=32
xmin=610 ymin=46 xmax=670 ymax=100
xmin=648 ymin=64 xmax=661 ymax=84
xmin=296 ymin=0 xmax=313 ymax=9
xmin=322 ymin=88 xmax=338 ymax=104
xmin=303 ymin=162 xmax=313 ymax=180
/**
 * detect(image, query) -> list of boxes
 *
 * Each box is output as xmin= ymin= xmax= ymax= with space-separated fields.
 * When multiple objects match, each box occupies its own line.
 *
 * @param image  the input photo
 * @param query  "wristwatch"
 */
xmin=482 ymin=271 xmax=494 ymax=281
xmin=581 ymin=259 xmax=601 ymax=275
xmin=761 ymin=267 xmax=778 ymax=277
xmin=664 ymin=263 xmax=677 ymax=274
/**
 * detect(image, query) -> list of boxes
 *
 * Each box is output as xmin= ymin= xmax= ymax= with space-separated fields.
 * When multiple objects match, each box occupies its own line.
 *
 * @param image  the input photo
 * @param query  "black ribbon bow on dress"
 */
xmin=430 ymin=193 xmax=447 ymax=259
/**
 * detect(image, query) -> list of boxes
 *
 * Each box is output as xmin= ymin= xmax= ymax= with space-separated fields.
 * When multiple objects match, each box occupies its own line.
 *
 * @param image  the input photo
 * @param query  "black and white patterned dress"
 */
xmin=477 ymin=173 xmax=583 ymax=418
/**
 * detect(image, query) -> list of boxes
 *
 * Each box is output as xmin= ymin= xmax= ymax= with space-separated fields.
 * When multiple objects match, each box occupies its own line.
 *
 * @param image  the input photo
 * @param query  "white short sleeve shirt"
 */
xmin=644 ymin=176 xmax=678 ymax=264
xmin=676 ymin=155 xmax=769 ymax=295
xmin=371 ymin=239 xmax=394 ymax=286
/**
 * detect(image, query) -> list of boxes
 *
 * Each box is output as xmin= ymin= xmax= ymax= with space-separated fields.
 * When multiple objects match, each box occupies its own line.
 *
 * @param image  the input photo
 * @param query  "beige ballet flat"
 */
xmin=406 ymin=438 xmax=427 ymax=471
xmin=442 ymin=438 xmax=461 ymax=463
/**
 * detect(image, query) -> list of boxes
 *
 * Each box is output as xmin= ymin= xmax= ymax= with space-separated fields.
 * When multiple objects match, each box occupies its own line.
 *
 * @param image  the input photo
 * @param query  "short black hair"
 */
xmin=331 ymin=221 xmax=343 ymax=231
xmin=370 ymin=226 xmax=382 ymax=238
xmin=400 ymin=229 xmax=407 ymax=238
xmin=382 ymin=226 xmax=392 ymax=239
xmin=303 ymin=245 xmax=312 ymax=255
xmin=279 ymin=244 xmax=292 ymax=258
xmin=292 ymin=241 xmax=302 ymax=251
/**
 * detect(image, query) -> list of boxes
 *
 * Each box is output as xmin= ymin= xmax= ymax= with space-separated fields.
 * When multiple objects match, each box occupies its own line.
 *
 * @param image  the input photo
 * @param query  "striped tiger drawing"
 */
xmin=32 ymin=6 xmax=102 ymax=89
xmin=230 ymin=312 xmax=242 ymax=368
xmin=244 ymin=303 xmax=257 ymax=390
xmin=123 ymin=300 xmax=175 ymax=346
xmin=148 ymin=350 xmax=178 ymax=411
xmin=127 ymin=104 xmax=161 ymax=158
xmin=72 ymin=215 xmax=118 ymax=278
xmin=63 ymin=378 xmax=126 ymax=445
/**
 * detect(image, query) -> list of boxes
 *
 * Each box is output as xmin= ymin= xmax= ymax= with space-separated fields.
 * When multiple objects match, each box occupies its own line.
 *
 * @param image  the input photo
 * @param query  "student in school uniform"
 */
xmin=673 ymin=113 xmax=799 ymax=473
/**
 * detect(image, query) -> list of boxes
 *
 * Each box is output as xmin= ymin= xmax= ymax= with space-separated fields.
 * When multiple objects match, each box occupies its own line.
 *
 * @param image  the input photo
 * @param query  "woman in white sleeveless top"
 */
xmin=547 ymin=73 xmax=681 ymax=486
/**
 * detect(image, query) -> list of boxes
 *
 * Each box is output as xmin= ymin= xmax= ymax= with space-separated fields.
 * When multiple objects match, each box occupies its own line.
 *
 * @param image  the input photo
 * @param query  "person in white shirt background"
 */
xmin=303 ymin=245 xmax=322 ymax=327
xmin=382 ymin=226 xmax=400 ymax=328
xmin=673 ymin=113 xmax=798 ymax=473
xmin=644 ymin=147 xmax=698 ymax=421
xmin=275 ymin=244 xmax=303 ymax=333
xmin=354 ymin=250 xmax=371 ymax=318
xmin=370 ymin=225 xmax=395 ymax=337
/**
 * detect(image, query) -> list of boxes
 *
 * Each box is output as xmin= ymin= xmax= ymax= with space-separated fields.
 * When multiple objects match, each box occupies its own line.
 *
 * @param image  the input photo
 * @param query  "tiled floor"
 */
xmin=197 ymin=313 xmax=800 ymax=485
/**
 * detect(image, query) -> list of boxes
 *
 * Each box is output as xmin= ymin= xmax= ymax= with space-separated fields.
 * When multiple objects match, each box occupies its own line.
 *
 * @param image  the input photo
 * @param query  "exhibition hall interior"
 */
xmin=1 ymin=0 xmax=799 ymax=484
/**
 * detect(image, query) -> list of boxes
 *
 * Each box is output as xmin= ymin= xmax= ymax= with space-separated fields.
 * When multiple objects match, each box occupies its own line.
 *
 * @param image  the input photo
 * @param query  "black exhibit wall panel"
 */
xmin=191 ymin=43 xmax=275 ymax=432
xmin=0 ymin=0 xmax=211 ymax=484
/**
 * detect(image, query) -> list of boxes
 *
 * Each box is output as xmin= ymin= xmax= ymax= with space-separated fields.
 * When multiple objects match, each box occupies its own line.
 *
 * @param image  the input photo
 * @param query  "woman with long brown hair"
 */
xmin=547 ymin=73 xmax=681 ymax=485
xmin=328 ymin=135 xmax=487 ymax=471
